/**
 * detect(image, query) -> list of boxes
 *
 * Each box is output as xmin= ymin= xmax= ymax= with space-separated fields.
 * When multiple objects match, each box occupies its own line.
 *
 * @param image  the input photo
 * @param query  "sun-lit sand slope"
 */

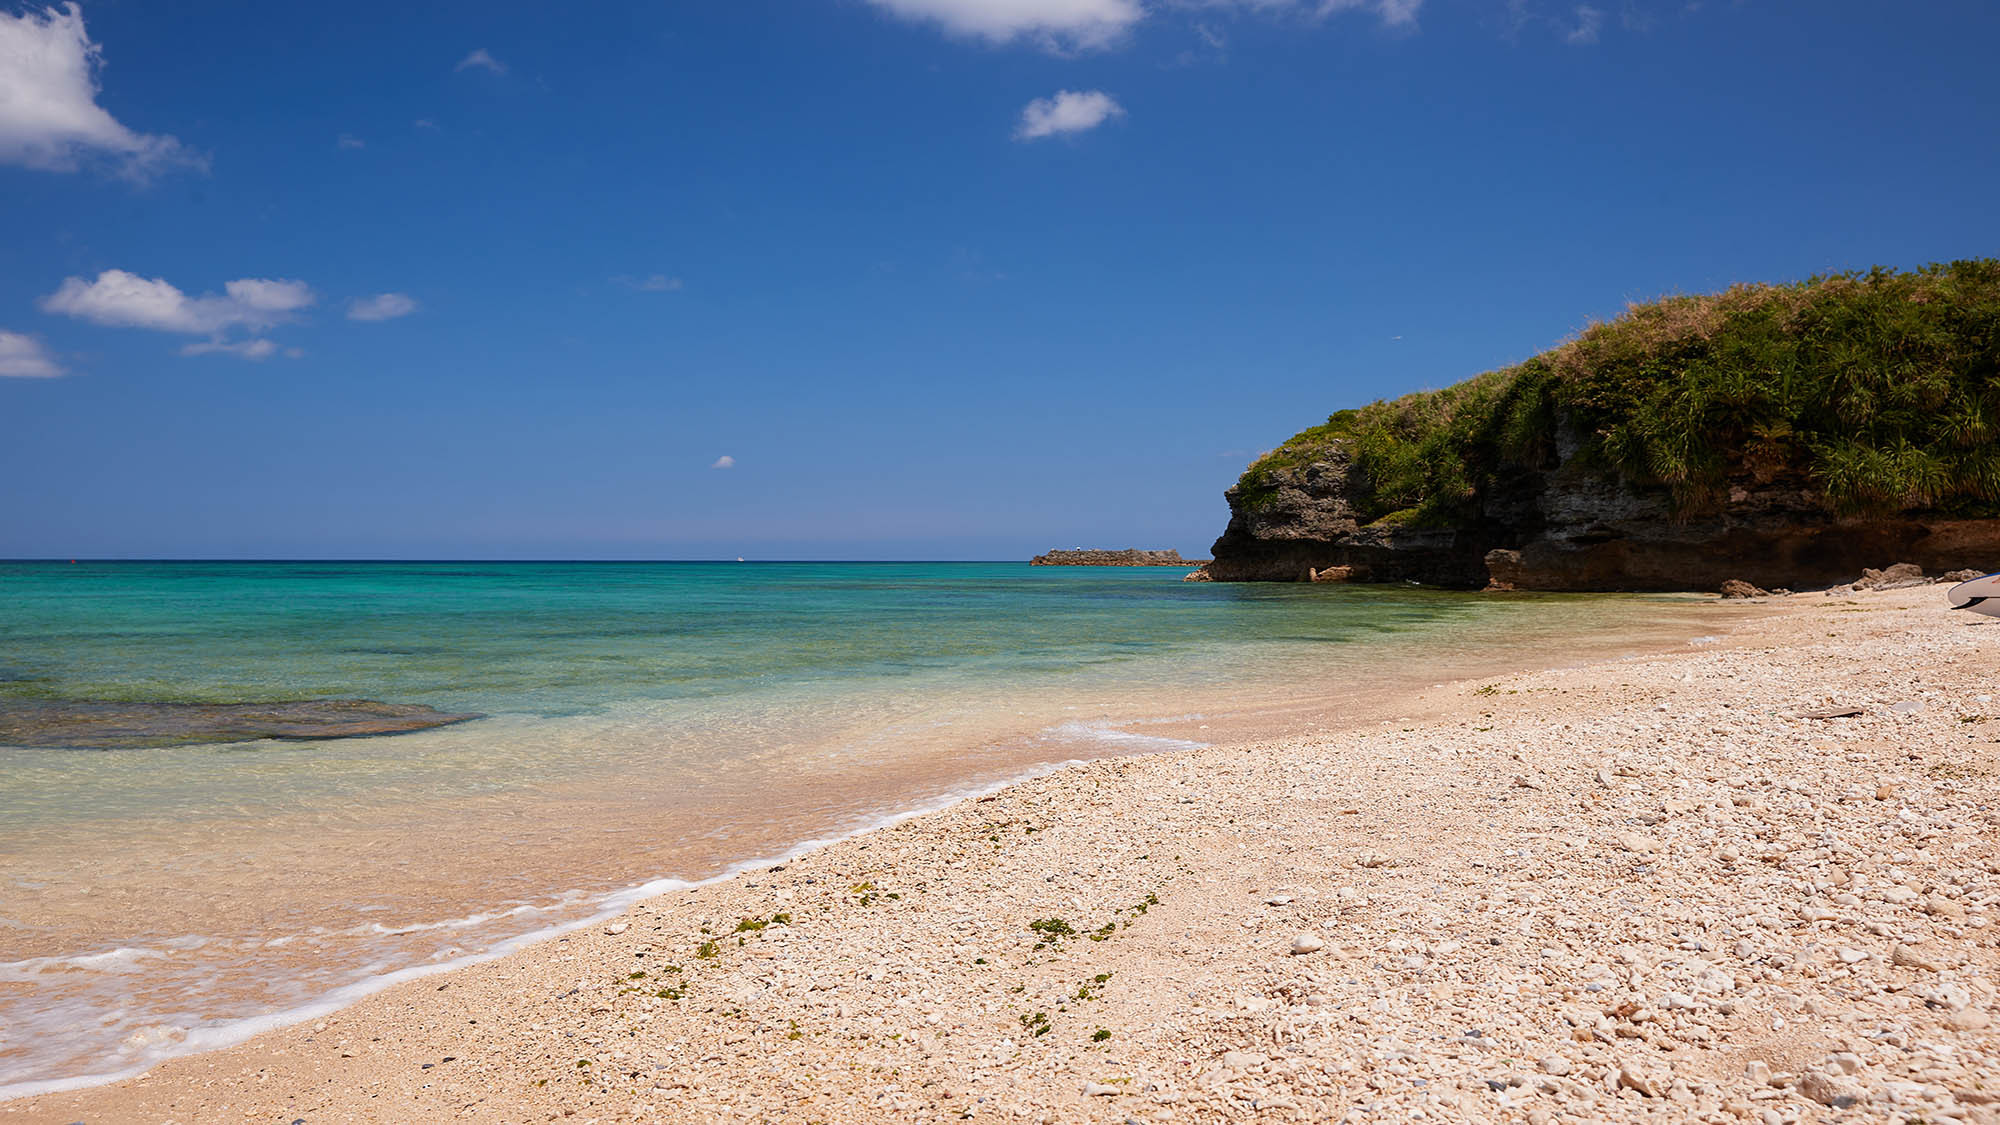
xmin=10 ymin=583 xmax=1999 ymax=1124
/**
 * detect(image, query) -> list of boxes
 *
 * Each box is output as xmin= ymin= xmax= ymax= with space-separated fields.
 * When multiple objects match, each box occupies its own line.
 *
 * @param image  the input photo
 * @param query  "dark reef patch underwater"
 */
xmin=0 ymin=699 xmax=481 ymax=749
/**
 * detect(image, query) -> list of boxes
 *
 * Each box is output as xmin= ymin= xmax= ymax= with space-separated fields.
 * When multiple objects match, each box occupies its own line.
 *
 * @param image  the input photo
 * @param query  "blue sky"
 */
xmin=2 ymin=0 xmax=1996 ymax=559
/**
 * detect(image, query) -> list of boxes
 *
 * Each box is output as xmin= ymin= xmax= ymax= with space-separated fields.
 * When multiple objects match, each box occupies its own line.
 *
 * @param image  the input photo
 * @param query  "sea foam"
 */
xmin=0 ymin=756 xmax=1114 ymax=1101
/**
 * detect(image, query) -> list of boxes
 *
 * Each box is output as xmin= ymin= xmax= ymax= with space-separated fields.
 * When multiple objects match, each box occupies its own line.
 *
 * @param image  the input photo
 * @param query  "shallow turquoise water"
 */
xmin=0 ymin=560 xmax=1565 ymax=714
xmin=0 ymin=561 xmax=1710 ymax=1096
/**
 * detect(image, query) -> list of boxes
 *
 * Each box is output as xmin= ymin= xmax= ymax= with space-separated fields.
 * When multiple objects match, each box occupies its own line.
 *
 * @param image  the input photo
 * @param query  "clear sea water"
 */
xmin=0 ymin=561 xmax=1716 ymax=1096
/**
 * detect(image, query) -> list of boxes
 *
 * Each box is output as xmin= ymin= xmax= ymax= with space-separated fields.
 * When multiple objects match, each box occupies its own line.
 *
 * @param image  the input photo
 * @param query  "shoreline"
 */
xmin=9 ymin=584 xmax=1998 ymax=1122
xmin=0 ymin=762 xmax=1075 ymax=1103
xmin=0 ymin=585 xmax=1733 ymax=1096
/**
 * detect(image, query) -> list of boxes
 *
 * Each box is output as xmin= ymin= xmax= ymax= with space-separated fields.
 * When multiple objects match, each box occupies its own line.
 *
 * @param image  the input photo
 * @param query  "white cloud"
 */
xmin=337 ymin=133 xmax=365 ymax=150
xmin=864 ymin=0 xmax=1422 ymax=53
xmin=1014 ymin=89 xmax=1125 ymax=140
xmin=455 ymin=48 xmax=506 ymax=74
xmin=711 ymin=455 xmax=735 ymax=470
xmin=41 ymin=270 xmax=313 ymax=334
xmin=221 ymin=278 xmax=314 ymax=314
xmin=1312 ymin=0 xmax=1421 ymax=27
xmin=614 ymin=273 xmax=684 ymax=292
xmin=414 ymin=118 xmax=439 ymax=130
xmin=1565 ymin=3 xmax=1602 ymax=43
xmin=39 ymin=270 xmax=314 ymax=359
xmin=347 ymin=292 xmax=419 ymax=321
xmin=0 ymin=330 xmax=63 ymax=377
xmin=179 ymin=338 xmax=279 ymax=361
xmin=864 ymin=0 xmax=1143 ymax=51
xmin=0 ymin=3 xmax=202 ymax=179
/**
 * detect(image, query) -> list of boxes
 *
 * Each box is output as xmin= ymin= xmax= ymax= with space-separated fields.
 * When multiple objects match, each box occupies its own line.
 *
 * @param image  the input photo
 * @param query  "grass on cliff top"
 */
xmin=1238 ymin=259 xmax=2000 ymax=526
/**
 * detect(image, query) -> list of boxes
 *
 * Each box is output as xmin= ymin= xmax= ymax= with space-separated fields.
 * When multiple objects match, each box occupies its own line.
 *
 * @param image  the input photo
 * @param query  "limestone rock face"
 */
xmin=1203 ymin=445 xmax=1494 ymax=585
xmin=1206 ymin=440 xmax=2000 ymax=591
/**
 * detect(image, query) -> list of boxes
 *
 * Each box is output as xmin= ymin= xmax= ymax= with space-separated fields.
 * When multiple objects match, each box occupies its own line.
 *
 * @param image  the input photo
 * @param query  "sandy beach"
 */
xmin=9 ymin=4 xmax=1993 ymax=1122
xmin=8 ymin=583 xmax=1998 ymax=1124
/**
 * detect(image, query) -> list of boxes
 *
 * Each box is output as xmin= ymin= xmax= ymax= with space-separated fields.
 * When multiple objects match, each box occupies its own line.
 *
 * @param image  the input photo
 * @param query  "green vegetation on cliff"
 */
xmin=1239 ymin=260 xmax=2000 ymax=525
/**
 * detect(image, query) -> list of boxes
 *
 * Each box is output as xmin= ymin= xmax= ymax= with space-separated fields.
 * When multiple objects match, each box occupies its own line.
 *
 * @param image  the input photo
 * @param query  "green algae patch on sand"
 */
xmin=0 ymin=699 xmax=482 ymax=749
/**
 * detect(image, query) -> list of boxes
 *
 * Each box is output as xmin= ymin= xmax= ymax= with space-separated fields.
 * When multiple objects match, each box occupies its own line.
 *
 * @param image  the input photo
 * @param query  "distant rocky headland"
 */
xmin=1030 ymin=548 xmax=1207 ymax=567
xmin=1196 ymin=260 xmax=2000 ymax=591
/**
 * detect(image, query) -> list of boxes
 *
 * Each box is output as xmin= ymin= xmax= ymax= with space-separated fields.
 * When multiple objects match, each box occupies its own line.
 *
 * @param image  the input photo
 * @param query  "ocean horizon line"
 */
xmin=1 ymin=557 xmax=1066 ymax=565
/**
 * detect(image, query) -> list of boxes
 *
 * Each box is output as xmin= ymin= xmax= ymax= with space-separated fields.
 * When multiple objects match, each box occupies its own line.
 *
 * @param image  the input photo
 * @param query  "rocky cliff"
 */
xmin=1201 ymin=261 xmax=2000 ymax=591
xmin=1199 ymin=439 xmax=2000 ymax=590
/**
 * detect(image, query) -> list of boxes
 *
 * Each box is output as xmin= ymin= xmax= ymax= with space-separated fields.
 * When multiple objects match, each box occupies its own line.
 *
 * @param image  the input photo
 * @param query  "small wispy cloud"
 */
xmin=346 ymin=293 xmax=419 ymax=321
xmin=337 ymin=133 xmax=365 ymax=150
xmin=0 ymin=330 xmax=63 ymax=377
xmin=1565 ymin=4 xmax=1603 ymax=44
xmin=455 ymin=48 xmax=507 ymax=75
xmin=711 ymin=455 xmax=736 ymax=470
xmin=414 ymin=118 xmax=440 ymax=131
xmin=864 ymin=0 xmax=1144 ymax=52
xmin=614 ymin=273 xmax=685 ymax=292
xmin=179 ymin=338 xmax=280 ymax=361
xmin=1502 ymin=0 xmax=1623 ymax=44
xmin=1014 ymin=90 xmax=1125 ymax=141
xmin=1312 ymin=0 xmax=1422 ymax=28
xmin=0 ymin=3 xmax=205 ymax=181
xmin=1168 ymin=0 xmax=1421 ymax=30
xmin=1170 ymin=20 xmax=1228 ymax=66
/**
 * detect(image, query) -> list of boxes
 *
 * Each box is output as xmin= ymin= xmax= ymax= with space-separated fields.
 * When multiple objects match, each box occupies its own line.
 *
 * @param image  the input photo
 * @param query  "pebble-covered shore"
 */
xmin=9 ymin=585 xmax=1998 ymax=1124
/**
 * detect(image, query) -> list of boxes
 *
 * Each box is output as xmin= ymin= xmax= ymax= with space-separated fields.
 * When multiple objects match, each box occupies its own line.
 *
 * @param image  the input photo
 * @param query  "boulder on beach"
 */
xmin=1854 ymin=563 xmax=1927 ymax=591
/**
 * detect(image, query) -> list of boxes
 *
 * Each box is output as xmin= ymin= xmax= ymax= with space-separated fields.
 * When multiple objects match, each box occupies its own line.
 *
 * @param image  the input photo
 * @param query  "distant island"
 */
xmin=1196 ymin=260 xmax=2000 ymax=591
xmin=1029 ymin=548 xmax=1207 ymax=567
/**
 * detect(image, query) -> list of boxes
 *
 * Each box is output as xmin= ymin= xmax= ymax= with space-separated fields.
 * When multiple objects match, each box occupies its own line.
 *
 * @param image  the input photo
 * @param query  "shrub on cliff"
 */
xmin=1238 ymin=260 xmax=2000 ymax=525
